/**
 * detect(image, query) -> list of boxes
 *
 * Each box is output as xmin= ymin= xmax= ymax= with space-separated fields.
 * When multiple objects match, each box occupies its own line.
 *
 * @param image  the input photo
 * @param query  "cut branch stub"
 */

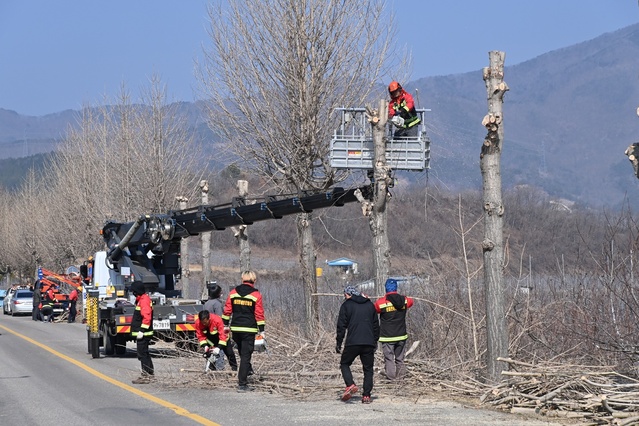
xmin=482 ymin=239 xmax=495 ymax=251
xmin=482 ymin=113 xmax=502 ymax=128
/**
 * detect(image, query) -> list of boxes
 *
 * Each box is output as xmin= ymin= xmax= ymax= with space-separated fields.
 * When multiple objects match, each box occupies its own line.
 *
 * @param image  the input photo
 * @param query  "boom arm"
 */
xmin=101 ymin=185 xmax=371 ymax=294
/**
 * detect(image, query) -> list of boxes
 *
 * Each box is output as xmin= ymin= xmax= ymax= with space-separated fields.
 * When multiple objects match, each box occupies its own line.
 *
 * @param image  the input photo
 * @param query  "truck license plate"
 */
xmin=153 ymin=319 xmax=171 ymax=330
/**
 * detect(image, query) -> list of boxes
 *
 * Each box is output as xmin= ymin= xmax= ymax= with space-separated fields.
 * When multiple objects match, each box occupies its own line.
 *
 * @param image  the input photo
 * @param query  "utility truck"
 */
xmin=85 ymin=185 xmax=372 ymax=358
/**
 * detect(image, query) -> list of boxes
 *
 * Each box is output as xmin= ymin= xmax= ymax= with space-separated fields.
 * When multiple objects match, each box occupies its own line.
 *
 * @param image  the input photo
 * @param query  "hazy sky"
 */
xmin=0 ymin=0 xmax=637 ymax=116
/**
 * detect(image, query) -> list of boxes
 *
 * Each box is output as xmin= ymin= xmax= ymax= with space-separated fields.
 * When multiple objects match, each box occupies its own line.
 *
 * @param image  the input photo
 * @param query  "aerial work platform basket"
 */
xmin=329 ymin=108 xmax=430 ymax=171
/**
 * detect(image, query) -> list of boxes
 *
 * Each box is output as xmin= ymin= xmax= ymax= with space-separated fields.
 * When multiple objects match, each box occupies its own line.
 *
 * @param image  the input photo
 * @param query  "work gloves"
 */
xmin=203 ymin=346 xmax=220 ymax=358
xmin=258 ymin=331 xmax=265 ymax=339
xmin=136 ymin=331 xmax=144 ymax=340
xmin=390 ymin=115 xmax=405 ymax=128
xmin=335 ymin=345 xmax=341 ymax=354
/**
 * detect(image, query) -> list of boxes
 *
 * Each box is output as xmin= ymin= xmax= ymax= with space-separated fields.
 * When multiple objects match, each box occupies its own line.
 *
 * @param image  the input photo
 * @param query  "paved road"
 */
xmin=0 ymin=314 xmax=567 ymax=425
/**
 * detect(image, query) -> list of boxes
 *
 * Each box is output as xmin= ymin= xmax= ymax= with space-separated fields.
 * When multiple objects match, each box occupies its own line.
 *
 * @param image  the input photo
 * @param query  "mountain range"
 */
xmin=2 ymin=23 xmax=639 ymax=208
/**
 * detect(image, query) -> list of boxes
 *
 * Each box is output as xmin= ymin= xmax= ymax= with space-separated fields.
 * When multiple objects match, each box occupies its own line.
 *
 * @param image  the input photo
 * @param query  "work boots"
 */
xmin=132 ymin=374 xmax=154 ymax=384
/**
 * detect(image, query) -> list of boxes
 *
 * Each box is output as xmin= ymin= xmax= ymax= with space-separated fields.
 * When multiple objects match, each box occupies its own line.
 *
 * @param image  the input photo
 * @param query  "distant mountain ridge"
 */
xmin=414 ymin=23 xmax=639 ymax=208
xmin=3 ymin=24 xmax=639 ymax=207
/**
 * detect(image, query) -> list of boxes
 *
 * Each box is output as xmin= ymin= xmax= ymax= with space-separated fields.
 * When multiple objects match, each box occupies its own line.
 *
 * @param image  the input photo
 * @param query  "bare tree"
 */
xmin=480 ymin=51 xmax=510 ymax=382
xmin=38 ymin=80 xmax=203 ymax=271
xmin=198 ymin=0 xmax=401 ymax=334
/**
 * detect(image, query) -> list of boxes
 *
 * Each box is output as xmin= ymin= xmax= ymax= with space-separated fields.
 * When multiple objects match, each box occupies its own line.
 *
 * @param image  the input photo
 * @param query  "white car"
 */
xmin=9 ymin=289 xmax=34 ymax=315
xmin=3 ymin=286 xmax=32 ymax=315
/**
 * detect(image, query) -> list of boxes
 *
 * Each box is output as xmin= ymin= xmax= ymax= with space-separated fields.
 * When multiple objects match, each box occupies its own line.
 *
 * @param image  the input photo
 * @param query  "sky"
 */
xmin=0 ymin=1 xmax=637 ymax=116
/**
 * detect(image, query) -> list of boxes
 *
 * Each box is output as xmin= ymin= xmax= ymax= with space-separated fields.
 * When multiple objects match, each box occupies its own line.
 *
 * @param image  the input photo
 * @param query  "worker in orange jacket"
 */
xmin=130 ymin=282 xmax=154 ymax=384
xmin=195 ymin=309 xmax=228 ymax=370
xmin=67 ymin=288 xmax=79 ymax=323
xmin=388 ymin=81 xmax=421 ymax=138
xmin=374 ymin=278 xmax=414 ymax=380
xmin=222 ymin=270 xmax=265 ymax=392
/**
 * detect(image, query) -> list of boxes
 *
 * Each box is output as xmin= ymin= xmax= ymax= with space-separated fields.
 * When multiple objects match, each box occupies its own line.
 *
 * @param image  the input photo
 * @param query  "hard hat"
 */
xmin=88 ymin=256 xmax=94 ymax=261
xmin=388 ymin=81 xmax=401 ymax=93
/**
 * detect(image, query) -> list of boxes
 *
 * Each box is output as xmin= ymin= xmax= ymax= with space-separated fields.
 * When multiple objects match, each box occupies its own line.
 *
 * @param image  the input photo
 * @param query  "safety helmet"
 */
xmin=88 ymin=256 xmax=94 ymax=261
xmin=388 ymin=81 xmax=402 ymax=94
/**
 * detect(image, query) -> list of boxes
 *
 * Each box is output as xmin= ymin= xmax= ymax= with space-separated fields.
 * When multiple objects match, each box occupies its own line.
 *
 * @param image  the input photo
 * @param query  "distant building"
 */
xmin=326 ymin=257 xmax=358 ymax=275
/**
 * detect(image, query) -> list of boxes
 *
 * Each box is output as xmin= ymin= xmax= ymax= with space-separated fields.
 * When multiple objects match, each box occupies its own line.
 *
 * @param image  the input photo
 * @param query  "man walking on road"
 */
xmin=336 ymin=285 xmax=379 ymax=404
xmin=374 ymin=278 xmax=414 ymax=380
xmin=222 ymin=271 xmax=265 ymax=392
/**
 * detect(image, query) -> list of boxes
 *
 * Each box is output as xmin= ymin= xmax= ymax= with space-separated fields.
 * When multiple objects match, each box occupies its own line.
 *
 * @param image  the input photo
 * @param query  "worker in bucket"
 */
xmin=131 ymin=282 xmax=154 ymax=384
xmin=222 ymin=270 xmax=265 ymax=392
xmin=388 ymin=81 xmax=421 ymax=138
xmin=195 ymin=309 xmax=228 ymax=370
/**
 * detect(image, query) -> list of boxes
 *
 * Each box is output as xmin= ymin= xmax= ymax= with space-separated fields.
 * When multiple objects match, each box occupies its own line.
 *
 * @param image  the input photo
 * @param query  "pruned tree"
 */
xmin=231 ymin=180 xmax=251 ymax=272
xmin=480 ymin=51 xmax=510 ymax=382
xmin=363 ymin=100 xmax=392 ymax=295
xmin=198 ymin=0 xmax=402 ymax=334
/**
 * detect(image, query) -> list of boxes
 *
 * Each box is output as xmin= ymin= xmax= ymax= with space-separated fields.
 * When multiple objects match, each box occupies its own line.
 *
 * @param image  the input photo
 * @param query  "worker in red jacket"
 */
xmin=387 ymin=81 xmax=421 ymax=138
xmin=67 ymin=288 xmax=79 ymax=323
xmin=130 ymin=282 xmax=154 ymax=384
xmin=195 ymin=309 xmax=228 ymax=370
xmin=222 ymin=270 xmax=265 ymax=392
xmin=374 ymin=278 xmax=414 ymax=380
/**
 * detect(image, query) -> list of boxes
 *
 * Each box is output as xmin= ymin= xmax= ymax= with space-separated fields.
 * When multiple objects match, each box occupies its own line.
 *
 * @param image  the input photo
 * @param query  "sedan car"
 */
xmin=8 ymin=289 xmax=33 ymax=316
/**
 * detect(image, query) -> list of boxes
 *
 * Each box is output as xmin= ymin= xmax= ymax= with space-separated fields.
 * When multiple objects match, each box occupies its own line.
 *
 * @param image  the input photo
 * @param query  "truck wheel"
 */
xmin=90 ymin=336 xmax=100 ymax=358
xmin=115 ymin=334 xmax=127 ymax=355
xmin=103 ymin=323 xmax=115 ymax=356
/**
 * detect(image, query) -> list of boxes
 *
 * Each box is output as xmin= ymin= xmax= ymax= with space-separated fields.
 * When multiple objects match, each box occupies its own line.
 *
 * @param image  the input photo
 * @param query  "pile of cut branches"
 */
xmin=162 ymin=325 xmax=444 ymax=401
xmin=481 ymin=357 xmax=639 ymax=425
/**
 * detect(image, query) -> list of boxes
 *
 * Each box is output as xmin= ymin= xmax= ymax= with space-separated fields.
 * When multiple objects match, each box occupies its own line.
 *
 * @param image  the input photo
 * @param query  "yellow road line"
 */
xmin=0 ymin=324 xmax=220 ymax=426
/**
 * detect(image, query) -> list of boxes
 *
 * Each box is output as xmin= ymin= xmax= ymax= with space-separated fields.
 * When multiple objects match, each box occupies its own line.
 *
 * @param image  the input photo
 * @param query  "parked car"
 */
xmin=8 ymin=289 xmax=33 ymax=316
xmin=0 ymin=289 xmax=6 ymax=309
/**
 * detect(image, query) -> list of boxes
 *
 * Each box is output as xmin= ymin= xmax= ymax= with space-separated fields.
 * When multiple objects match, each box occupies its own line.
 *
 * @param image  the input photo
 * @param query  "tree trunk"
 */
xmin=176 ymin=196 xmax=190 ymax=299
xmin=296 ymin=212 xmax=318 ymax=336
xmin=369 ymin=99 xmax=391 ymax=296
xmin=235 ymin=180 xmax=251 ymax=272
xmin=200 ymin=180 xmax=211 ymax=295
xmin=481 ymin=51 xmax=510 ymax=382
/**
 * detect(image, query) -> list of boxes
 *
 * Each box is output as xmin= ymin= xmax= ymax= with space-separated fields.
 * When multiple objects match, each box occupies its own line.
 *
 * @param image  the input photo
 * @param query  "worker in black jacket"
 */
xmin=336 ymin=285 xmax=379 ymax=404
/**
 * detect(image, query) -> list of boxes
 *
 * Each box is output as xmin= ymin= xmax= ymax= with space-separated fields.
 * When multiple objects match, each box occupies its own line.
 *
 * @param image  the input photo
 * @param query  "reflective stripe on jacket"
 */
xmin=131 ymin=293 xmax=154 ymax=336
xmin=222 ymin=282 xmax=265 ymax=334
xmin=388 ymin=90 xmax=421 ymax=129
xmin=374 ymin=292 xmax=414 ymax=342
xmin=195 ymin=314 xmax=228 ymax=347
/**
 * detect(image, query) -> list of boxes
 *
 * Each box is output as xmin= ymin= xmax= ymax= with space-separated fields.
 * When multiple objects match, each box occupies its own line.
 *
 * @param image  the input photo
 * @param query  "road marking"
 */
xmin=0 ymin=324 xmax=220 ymax=426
